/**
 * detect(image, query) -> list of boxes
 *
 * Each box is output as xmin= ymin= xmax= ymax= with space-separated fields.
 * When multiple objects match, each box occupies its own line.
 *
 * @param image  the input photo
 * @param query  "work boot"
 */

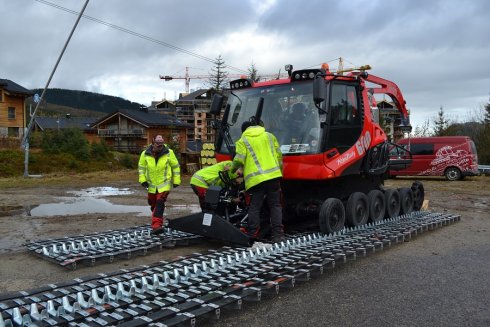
xmin=271 ymin=234 xmax=286 ymax=244
xmin=151 ymin=227 xmax=165 ymax=235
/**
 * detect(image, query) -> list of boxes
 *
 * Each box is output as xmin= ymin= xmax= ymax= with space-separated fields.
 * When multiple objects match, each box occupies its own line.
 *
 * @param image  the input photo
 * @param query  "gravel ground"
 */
xmin=0 ymin=175 xmax=488 ymax=326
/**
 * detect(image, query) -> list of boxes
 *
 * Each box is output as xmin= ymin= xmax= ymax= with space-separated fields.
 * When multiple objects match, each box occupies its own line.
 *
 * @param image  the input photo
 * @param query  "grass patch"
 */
xmin=0 ymin=149 xmax=139 ymax=178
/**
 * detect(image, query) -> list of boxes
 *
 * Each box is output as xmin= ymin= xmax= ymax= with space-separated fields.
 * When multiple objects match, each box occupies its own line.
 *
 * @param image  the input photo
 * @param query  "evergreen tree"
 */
xmin=247 ymin=61 xmax=261 ymax=82
xmin=432 ymin=106 xmax=449 ymax=136
xmin=484 ymin=95 xmax=490 ymax=125
xmin=480 ymin=95 xmax=490 ymax=164
xmin=206 ymin=55 xmax=228 ymax=91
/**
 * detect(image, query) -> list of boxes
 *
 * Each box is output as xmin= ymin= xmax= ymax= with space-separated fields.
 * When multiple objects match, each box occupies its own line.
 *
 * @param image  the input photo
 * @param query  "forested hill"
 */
xmin=30 ymin=88 xmax=144 ymax=114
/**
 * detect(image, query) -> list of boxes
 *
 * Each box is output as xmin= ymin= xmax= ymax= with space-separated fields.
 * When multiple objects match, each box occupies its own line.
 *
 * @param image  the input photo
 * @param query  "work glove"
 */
xmin=141 ymin=181 xmax=149 ymax=189
xmin=173 ymin=184 xmax=179 ymax=188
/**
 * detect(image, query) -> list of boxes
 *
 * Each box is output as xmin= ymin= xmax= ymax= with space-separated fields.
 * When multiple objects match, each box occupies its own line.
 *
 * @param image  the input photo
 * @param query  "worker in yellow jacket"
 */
xmin=138 ymin=135 xmax=181 ymax=234
xmin=190 ymin=160 xmax=242 ymax=211
xmin=231 ymin=121 xmax=285 ymax=243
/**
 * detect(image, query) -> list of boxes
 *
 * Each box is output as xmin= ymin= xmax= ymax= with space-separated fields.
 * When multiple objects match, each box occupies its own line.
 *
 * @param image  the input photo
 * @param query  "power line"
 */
xmin=33 ymin=0 xmax=249 ymax=74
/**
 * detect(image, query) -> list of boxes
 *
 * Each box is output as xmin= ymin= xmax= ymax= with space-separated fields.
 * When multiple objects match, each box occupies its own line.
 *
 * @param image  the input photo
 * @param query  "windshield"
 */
xmin=220 ymin=81 xmax=321 ymax=155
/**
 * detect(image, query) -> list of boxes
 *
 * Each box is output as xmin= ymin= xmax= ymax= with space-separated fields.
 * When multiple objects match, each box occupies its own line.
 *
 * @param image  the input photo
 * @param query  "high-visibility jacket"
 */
xmin=138 ymin=144 xmax=181 ymax=194
xmin=190 ymin=160 xmax=237 ymax=189
xmin=233 ymin=125 xmax=282 ymax=190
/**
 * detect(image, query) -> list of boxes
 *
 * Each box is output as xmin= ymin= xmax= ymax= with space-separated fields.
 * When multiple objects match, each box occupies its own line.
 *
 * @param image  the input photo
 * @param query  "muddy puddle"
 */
xmin=1 ymin=187 xmax=201 ymax=217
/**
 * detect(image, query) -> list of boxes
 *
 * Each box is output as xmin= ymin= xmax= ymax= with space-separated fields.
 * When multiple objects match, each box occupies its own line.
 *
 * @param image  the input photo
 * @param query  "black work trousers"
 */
xmin=247 ymin=178 xmax=283 ymax=238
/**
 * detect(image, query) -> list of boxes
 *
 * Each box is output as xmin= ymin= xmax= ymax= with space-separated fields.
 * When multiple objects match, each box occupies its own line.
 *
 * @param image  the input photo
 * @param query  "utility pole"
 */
xmin=22 ymin=0 xmax=90 ymax=177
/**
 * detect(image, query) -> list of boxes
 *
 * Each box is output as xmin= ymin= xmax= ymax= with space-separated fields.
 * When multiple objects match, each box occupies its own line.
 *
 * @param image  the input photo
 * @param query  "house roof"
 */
xmin=92 ymin=108 xmax=192 ymax=128
xmin=178 ymin=89 xmax=213 ymax=102
xmin=377 ymin=100 xmax=395 ymax=109
xmin=152 ymin=100 xmax=176 ymax=108
xmin=0 ymin=79 xmax=33 ymax=96
xmin=34 ymin=116 xmax=98 ymax=131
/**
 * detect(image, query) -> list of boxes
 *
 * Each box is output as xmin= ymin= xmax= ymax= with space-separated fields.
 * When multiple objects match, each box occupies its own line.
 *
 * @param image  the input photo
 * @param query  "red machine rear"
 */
xmin=209 ymin=63 xmax=423 ymax=234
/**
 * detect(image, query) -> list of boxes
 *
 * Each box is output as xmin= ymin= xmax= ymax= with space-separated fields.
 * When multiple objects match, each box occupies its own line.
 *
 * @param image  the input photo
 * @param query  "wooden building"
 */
xmin=33 ymin=115 xmax=98 ymax=141
xmin=0 ymin=79 xmax=33 ymax=139
xmin=90 ymin=108 xmax=192 ymax=153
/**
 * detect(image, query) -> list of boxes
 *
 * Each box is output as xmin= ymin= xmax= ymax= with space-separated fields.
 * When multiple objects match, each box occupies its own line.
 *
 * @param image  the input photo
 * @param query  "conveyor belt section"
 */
xmin=24 ymin=226 xmax=203 ymax=269
xmin=3 ymin=211 xmax=459 ymax=327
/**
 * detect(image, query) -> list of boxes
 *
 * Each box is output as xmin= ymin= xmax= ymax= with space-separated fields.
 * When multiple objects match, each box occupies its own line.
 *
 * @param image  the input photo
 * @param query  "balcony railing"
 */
xmin=98 ymin=129 xmax=144 ymax=137
xmin=112 ymin=145 xmax=143 ymax=153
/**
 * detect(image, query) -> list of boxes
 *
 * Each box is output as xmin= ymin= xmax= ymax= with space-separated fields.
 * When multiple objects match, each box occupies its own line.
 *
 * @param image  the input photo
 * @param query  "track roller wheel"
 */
xmin=346 ymin=192 xmax=369 ymax=227
xmin=398 ymin=187 xmax=414 ymax=215
xmin=384 ymin=188 xmax=400 ymax=218
xmin=319 ymin=198 xmax=345 ymax=234
xmin=411 ymin=181 xmax=425 ymax=211
xmin=367 ymin=190 xmax=385 ymax=222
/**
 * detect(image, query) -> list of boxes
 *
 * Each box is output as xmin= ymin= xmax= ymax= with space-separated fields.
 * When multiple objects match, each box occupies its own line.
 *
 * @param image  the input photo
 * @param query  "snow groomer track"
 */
xmin=24 ymin=226 xmax=203 ymax=269
xmin=2 ymin=211 xmax=459 ymax=327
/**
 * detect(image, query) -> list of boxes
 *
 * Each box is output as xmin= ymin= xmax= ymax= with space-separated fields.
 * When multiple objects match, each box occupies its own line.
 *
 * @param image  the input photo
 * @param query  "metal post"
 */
xmin=22 ymin=0 xmax=90 ymax=177
xmin=23 ymin=141 xmax=29 ymax=178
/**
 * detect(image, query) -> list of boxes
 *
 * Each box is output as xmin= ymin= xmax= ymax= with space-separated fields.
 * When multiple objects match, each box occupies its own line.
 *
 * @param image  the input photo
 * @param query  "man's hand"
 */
xmin=173 ymin=184 xmax=179 ymax=188
xmin=141 ymin=181 xmax=149 ymax=189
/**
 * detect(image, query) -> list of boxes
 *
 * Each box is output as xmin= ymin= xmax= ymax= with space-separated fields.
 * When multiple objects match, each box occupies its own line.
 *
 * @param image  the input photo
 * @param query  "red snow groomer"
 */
xmin=170 ymin=63 xmax=423 ymax=245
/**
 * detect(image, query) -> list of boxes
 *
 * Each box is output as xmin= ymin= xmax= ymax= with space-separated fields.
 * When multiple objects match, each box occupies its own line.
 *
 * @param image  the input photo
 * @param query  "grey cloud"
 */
xmin=1 ymin=0 xmax=489 ymax=129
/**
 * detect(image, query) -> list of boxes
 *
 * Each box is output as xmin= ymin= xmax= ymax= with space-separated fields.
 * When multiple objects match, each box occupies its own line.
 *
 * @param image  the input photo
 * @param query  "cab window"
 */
xmin=330 ymin=84 xmax=360 ymax=126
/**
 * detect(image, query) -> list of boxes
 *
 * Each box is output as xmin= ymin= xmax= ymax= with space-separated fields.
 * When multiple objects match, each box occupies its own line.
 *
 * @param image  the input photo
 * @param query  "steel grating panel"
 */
xmin=0 ymin=211 xmax=460 ymax=326
xmin=24 ymin=225 xmax=203 ymax=269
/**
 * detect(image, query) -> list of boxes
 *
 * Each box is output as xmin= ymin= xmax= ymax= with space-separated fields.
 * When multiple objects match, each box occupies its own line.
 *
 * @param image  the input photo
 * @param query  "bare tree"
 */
xmin=413 ymin=119 xmax=431 ymax=137
xmin=206 ymin=55 xmax=228 ymax=92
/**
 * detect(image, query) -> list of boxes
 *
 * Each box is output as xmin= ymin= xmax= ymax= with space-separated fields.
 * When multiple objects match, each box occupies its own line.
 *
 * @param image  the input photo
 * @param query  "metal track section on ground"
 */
xmin=24 ymin=226 xmax=203 ymax=269
xmin=3 ymin=211 xmax=459 ymax=327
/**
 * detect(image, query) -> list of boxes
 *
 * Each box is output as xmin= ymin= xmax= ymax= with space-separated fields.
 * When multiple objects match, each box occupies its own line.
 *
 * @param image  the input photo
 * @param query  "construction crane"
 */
xmin=159 ymin=67 xmax=243 ymax=94
xmin=160 ymin=67 xmax=286 ymax=93
xmin=334 ymin=57 xmax=371 ymax=75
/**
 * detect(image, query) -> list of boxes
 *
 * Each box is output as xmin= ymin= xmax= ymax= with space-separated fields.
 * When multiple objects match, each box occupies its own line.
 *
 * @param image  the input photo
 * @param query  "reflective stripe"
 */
xmin=164 ymin=160 xmax=169 ymax=180
xmin=243 ymin=137 xmax=261 ymax=170
xmin=234 ymin=153 xmax=246 ymax=161
xmin=194 ymin=174 xmax=208 ymax=187
xmin=194 ymin=174 xmax=220 ymax=188
xmin=242 ymin=136 xmax=281 ymax=184
xmin=154 ymin=160 xmax=170 ymax=192
xmin=244 ymin=166 xmax=281 ymax=184
xmin=267 ymin=133 xmax=280 ymax=167
xmin=156 ymin=180 xmax=171 ymax=189
xmin=171 ymin=164 xmax=180 ymax=169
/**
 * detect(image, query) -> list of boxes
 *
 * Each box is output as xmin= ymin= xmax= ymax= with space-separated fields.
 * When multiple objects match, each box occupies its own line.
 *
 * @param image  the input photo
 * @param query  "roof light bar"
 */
xmin=291 ymin=69 xmax=323 ymax=81
xmin=229 ymin=78 xmax=254 ymax=90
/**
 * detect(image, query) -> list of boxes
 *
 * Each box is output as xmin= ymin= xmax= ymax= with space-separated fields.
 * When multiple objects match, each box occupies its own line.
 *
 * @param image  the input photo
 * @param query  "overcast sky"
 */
xmin=2 ymin=0 xmax=489 ymax=129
